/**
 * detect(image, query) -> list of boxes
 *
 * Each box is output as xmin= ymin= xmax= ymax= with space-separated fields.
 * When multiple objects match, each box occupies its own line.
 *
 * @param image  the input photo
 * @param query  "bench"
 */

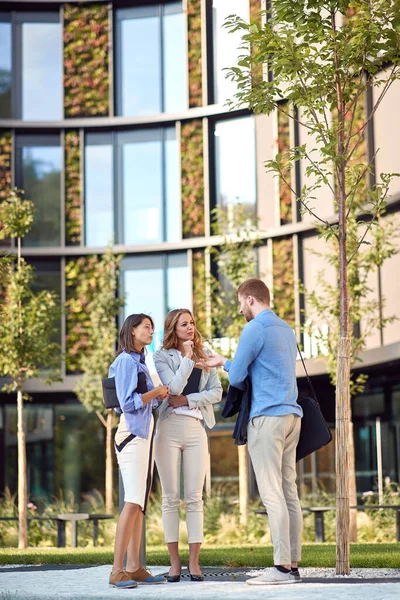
xmin=0 ymin=513 xmax=114 ymax=547
xmin=255 ymin=505 xmax=400 ymax=543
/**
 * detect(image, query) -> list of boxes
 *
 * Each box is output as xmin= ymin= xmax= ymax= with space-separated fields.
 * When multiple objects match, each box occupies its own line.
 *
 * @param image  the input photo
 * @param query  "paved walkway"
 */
xmin=1 ymin=566 xmax=399 ymax=600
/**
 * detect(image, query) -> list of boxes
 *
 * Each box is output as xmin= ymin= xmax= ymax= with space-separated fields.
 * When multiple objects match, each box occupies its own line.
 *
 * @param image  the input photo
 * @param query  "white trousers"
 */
xmin=248 ymin=414 xmax=303 ymax=565
xmin=115 ymin=416 xmax=155 ymax=513
xmin=155 ymin=413 xmax=208 ymax=544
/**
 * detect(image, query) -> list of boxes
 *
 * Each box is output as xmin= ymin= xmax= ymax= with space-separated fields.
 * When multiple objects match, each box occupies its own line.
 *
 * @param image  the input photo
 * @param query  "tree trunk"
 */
xmin=17 ymin=386 xmax=28 ymax=548
xmin=335 ymin=338 xmax=351 ymax=573
xmin=105 ymin=409 xmax=114 ymax=514
xmin=349 ymin=421 xmax=358 ymax=542
xmin=238 ymin=445 xmax=248 ymax=527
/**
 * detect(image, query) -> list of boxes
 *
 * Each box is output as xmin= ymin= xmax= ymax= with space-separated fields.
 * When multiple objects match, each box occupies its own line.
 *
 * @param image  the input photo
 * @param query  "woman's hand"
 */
xmin=156 ymin=385 xmax=170 ymax=400
xmin=168 ymin=394 xmax=188 ymax=408
xmin=181 ymin=340 xmax=194 ymax=359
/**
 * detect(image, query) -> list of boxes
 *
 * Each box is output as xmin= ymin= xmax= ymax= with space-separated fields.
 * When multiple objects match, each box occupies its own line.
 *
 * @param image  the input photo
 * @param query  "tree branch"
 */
xmin=96 ymin=410 xmax=107 ymax=428
xmin=347 ymin=187 xmax=390 ymax=265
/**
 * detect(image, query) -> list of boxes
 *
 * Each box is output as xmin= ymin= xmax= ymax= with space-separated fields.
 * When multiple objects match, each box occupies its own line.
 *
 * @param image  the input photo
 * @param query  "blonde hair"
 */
xmin=162 ymin=309 xmax=208 ymax=365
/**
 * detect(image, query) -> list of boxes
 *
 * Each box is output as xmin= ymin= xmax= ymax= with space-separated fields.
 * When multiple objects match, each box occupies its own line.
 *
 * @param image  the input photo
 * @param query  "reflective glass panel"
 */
xmin=165 ymin=135 xmax=181 ymax=242
xmin=122 ymin=139 xmax=163 ymax=245
xmin=22 ymin=145 xmax=62 ymax=246
xmin=0 ymin=22 xmax=12 ymax=117
xmin=215 ymin=116 xmax=256 ymax=226
xmin=120 ymin=14 xmax=161 ymax=116
xmin=163 ymin=7 xmax=187 ymax=113
xmin=22 ymin=22 xmax=62 ymax=120
xmin=213 ymin=0 xmax=250 ymax=105
xmin=85 ymin=143 xmax=114 ymax=247
xmin=124 ymin=266 xmax=165 ymax=352
xmin=167 ymin=255 xmax=191 ymax=312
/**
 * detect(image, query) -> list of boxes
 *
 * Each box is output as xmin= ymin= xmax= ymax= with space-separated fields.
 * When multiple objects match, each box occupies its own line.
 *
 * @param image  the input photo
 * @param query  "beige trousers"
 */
xmin=154 ymin=413 xmax=208 ymax=544
xmin=248 ymin=414 xmax=303 ymax=566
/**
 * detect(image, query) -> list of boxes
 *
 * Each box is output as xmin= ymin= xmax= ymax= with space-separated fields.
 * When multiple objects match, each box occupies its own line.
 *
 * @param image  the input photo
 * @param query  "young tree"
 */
xmin=73 ymin=248 xmax=123 ymax=514
xmin=224 ymin=0 xmax=400 ymax=572
xmin=0 ymin=190 xmax=61 ymax=548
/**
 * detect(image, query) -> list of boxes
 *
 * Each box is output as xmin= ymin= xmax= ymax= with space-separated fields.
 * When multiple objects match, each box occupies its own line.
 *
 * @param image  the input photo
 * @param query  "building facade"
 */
xmin=0 ymin=0 xmax=399 ymax=505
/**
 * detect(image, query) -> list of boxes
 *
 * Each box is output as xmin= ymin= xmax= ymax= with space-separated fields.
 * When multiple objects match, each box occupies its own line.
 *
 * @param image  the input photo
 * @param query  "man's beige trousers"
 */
xmin=248 ymin=414 xmax=303 ymax=566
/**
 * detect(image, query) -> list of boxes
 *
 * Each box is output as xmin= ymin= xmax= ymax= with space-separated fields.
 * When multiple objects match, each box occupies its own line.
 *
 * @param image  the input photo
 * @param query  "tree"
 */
xmin=73 ymin=248 xmax=124 ymax=514
xmin=209 ymin=204 xmax=260 ymax=526
xmin=0 ymin=190 xmax=61 ymax=548
xmin=224 ymin=0 xmax=400 ymax=572
xmin=302 ymin=93 xmax=398 ymax=541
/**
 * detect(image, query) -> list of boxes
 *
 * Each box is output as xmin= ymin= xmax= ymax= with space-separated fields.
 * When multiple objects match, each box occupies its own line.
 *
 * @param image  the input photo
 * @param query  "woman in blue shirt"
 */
xmin=108 ymin=313 xmax=169 ymax=589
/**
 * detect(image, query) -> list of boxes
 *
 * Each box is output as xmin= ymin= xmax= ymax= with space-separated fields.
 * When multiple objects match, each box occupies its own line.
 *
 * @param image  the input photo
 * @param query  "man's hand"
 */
xmin=168 ymin=394 xmax=189 ymax=408
xmin=182 ymin=340 xmax=194 ymax=359
xmin=198 ymin=353 xmax=226 ymax=368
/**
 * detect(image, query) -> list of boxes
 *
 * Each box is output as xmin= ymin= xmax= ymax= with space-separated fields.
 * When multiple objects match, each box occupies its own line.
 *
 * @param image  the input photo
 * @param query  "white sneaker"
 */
xmin=246 ymin=567 xmax=300 ymax=585
xmin=246 ymin=569 xmax=266 ymax=577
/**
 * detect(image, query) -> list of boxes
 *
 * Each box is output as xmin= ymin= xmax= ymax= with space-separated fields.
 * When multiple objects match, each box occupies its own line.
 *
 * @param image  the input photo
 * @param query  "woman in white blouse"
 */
xmin=153 ymin=309 xmax=223 ymax=583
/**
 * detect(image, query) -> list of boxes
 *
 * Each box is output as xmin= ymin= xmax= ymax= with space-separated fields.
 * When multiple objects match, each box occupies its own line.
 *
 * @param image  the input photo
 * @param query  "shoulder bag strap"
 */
xmin=297 ymin=343 xmax=319 ymax=405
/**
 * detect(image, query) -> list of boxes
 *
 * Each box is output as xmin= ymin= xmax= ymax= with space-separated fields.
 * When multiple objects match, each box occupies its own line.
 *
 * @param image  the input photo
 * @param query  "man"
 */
xmin=205 ymin=278 xmax=303 ymax=585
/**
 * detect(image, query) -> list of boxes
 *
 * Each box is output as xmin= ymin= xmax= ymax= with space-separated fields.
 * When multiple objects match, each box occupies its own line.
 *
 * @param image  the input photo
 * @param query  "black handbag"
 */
xmin=102 ymin=370 xmax=147 ymax=409
xmin=296 ymin=347 xmax=332 ymax=462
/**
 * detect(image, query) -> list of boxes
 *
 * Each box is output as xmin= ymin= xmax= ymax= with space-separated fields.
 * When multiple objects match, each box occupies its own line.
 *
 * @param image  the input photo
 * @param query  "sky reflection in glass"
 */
xmin=22 ymin=22 xmax=62 ymax=120
xmin=85 ymin=144 xmax=114 ymax=247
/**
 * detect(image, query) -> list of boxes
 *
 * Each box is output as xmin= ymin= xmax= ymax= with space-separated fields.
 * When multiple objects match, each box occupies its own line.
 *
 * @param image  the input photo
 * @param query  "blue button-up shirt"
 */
xmin=224 ymin=309 xmax=302 ymax=420
xmin=108 ymin=351 xmax=158 ymax=439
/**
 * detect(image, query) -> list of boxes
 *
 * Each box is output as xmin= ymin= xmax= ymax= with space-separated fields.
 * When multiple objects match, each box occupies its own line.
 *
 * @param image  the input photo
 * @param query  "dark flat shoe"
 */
xmin=188 ymin=567 xmax=204 ymax=582
xmin=167 ymin=568 xmax=181 ymax=583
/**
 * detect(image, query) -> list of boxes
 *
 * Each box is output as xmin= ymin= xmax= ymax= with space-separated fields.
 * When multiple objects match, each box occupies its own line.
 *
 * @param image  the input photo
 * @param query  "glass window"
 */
xmin=167 ymin=253 xmax=191 ymax=311
xmin=122 ymin=133 xmax=163 ymax=245
xmin=165 ymin=132 xmax=181 ymax=242
xmin=22 ymin=20 xmax=62 ymax=121
xmin=27 ymin=259 xmax=62 ymax=354
xmin=119 ymin=128 xmax=180 ymax=245
xmin=85 ymin=134 xmax=114 ymax=247
xmin=0 ymin=20 xmax=12 ymax=118
xmin=214 ymin=116 xmax=256 ymax=228
xmin=163 ymin=3 xmax=187 ymax=113
xmin=123 ymin=256 xmax=165 ymax=352
xmin=17 ymin=136 xmax=62 ymax=247
xmin=116 ymin=3 xmax=187 ymax=116
xmin=123 ymin=252 xmax=191 ymax=352
xmin=212 ymin=0 xmax=250 ymax=105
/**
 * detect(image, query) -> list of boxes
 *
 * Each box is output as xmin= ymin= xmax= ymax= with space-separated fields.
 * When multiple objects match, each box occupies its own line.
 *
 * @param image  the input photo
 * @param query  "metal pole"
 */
xmin=376 ymin=417 xmax=383 ymax=504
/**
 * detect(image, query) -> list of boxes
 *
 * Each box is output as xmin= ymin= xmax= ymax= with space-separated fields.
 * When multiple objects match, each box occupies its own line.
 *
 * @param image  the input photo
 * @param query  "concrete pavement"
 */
xmin=1 ymin=565 xmax=400 ymax=600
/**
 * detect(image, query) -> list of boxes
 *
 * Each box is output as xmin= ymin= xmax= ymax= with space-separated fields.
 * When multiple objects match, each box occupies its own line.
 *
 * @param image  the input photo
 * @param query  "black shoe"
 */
xmin=167 ymin=567 xmax=181 ymax=583
xmin=291 ymin=568 xmax=301 ymax=581
xmin=187 ymin=567 xmax=204 ymax=582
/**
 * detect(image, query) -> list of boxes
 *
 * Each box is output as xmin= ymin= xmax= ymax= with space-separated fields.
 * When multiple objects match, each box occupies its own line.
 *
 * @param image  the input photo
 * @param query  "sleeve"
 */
xmin=186 ymin=367 xmax=223 ymax=409
xmin=153 ymin=351 xmax=194 ymax=395
xmin=114 ymin=356 xmax=144 ymax=412
xmin=223 ymin=321 xmax=264 ymax=390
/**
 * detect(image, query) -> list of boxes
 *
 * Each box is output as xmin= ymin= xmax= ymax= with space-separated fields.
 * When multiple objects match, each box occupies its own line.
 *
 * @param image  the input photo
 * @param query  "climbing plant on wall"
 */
xmin=192 ymin=251 xmax=208 ymax=338
xmin=272 ymin=236 xmax=295 ymax=327
xmin=181 ymin=120 xmax=205 ymax=238
xmin=65 ymin=255 xmax=99 ymax=373
xmin=64 ymin=3 xmax=110 ymax=118
xmin=277 ymin=103 xmax=293 ymax=225
xmin=187 ymin=0 xmax=203 ymax=108
xmin=65 ymin=130 xmax=81 ymax=245
xmin=0 ymin=130 xmax=12 ymax=201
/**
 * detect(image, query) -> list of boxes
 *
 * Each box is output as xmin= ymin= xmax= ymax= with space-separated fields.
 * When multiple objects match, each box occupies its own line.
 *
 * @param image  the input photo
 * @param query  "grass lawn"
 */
xmin=0 ymin=544 xmax=399 ymax=568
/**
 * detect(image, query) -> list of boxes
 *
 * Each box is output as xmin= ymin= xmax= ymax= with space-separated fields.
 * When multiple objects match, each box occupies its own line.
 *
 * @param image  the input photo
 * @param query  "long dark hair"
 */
xmin=162 ymin=308 xmax=207 ymax=364
xmin=116 ymin=313 xmax=154 ymax=356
